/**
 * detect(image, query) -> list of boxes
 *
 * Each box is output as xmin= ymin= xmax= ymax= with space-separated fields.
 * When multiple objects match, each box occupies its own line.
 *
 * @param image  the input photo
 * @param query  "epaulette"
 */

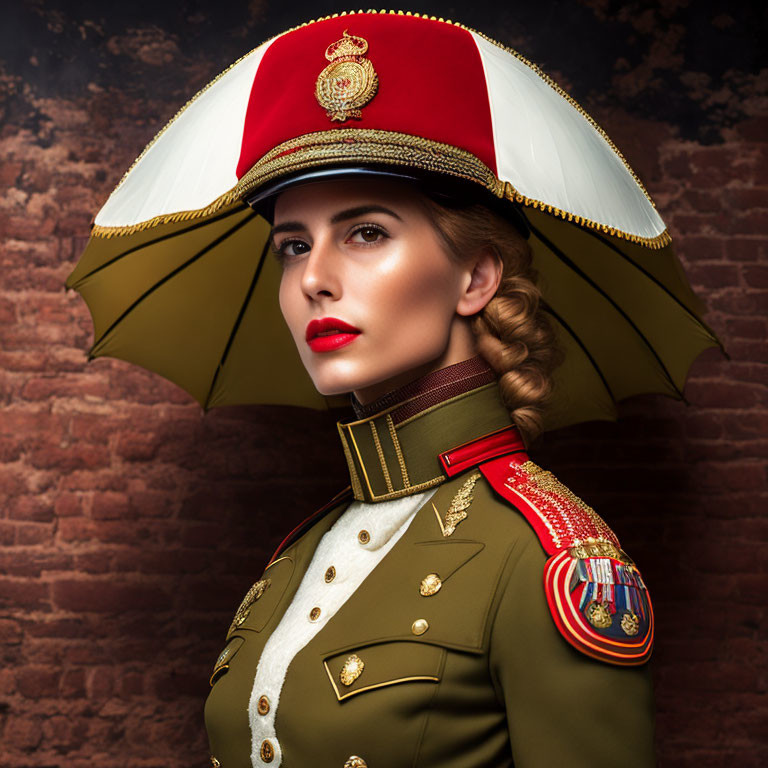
xmin=480 ymin=452 xmax=654 ymax=666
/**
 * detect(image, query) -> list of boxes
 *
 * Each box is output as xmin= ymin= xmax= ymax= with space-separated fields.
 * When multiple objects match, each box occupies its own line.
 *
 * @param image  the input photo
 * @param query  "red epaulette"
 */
xmin=480 ymin=452 xmax=654 ymax=667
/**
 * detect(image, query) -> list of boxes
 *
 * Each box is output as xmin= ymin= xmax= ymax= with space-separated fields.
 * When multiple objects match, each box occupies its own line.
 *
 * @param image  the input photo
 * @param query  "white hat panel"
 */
xmin=95 ymin=41 xmax=273 ymax=228
xmin=470 ymin=32 xmax=666 ymax=239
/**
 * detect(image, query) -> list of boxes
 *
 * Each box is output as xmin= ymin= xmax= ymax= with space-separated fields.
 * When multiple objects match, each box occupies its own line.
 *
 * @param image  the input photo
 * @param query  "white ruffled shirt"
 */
xmin=247 ymin=487 xmax=437 ymax=767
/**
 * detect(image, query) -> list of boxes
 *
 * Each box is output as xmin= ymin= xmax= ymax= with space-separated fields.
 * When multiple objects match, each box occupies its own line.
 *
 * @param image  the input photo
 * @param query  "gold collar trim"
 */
xmin=337 ymin=382 xmax=513 ymax=502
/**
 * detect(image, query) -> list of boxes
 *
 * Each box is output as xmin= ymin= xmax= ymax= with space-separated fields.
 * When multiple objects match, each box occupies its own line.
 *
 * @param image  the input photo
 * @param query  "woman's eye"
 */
xmin=276 ymin=239 xmax=310 ymax=258
xmin=349 ymin=225 xmax=386 ymax=244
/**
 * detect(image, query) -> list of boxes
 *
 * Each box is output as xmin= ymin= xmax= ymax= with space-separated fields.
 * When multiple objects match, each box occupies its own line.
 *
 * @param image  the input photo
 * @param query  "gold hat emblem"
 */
xmin=339 ymin=653 xmax=365 ymax=686
xmin=315 ymin=30 xmax=378 ymax=122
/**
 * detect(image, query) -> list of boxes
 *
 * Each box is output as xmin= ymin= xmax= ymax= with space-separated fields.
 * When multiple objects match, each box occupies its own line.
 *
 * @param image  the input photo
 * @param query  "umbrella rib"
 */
xmin=584 ymin=227 xmax=724 ymax=350
xmin=542 ymin=305 xmax=616 ymax=402
xmin=71 ymin=204 xmax=250 ymax=286
xmin=203 ymin=234 xmax=273 ymax=410
xmin=88 ymin=210 xmax=257 ymax=358
xmin=529 ymin=222 xmax=686 ymax=400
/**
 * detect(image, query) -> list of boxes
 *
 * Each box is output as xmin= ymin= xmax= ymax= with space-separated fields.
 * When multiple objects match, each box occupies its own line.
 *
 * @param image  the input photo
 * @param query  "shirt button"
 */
xmin=358 ymin=529 xmax=371 ymax=545
xmin=309 ymin=606 xmax=321 ymax=621
xmin=257 ymin=695 xmax=270 ymax=715
xmin=325 ymin=565 xmax=336 ymax=583
xmin=260 ymin=739 xmax=275 ymax=763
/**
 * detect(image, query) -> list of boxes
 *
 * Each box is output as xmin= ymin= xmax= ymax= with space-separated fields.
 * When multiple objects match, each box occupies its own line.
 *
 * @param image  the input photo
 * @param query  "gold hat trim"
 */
xmin=91 ymin=9 xmax=670 ymax=249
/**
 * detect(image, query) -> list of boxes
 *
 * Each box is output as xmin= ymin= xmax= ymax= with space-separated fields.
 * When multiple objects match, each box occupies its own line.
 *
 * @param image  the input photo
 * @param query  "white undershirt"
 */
xmin=247 ymin=487 xmax=437 ymax=767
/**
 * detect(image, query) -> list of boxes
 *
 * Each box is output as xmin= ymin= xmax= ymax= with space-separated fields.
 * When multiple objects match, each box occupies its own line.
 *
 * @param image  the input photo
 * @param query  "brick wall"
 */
xmin=1 ymin=2 xmax=766 ymax=766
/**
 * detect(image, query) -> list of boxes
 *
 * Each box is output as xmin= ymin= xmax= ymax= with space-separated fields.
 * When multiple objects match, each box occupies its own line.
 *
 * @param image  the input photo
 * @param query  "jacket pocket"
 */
xmin=209 ymin=636 xmax=245 ymax=686
xmin=323 ymin=640 xmax=445 ymax=702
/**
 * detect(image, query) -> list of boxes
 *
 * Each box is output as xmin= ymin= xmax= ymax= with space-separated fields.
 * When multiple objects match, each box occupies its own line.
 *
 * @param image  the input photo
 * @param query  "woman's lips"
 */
xmin=306 ymin=317 xmax=361 ymax=353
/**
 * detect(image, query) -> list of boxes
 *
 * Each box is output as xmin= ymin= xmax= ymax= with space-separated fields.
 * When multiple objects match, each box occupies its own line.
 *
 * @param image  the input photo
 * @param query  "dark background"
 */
xmin=1 ymin=1 xmax=766 ymax=766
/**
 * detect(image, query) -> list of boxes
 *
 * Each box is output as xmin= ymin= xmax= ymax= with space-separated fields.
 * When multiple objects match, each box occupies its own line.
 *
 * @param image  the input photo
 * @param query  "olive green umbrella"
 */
xmin=65 ymin=11 xmax=722 ymax=431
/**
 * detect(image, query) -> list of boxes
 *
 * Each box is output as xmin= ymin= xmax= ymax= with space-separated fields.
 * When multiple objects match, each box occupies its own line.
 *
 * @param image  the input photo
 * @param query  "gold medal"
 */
xmin=621 ymin=611 xmax=640 ymax=636
xmin=585 ymin=601 xmax=612 ymax=629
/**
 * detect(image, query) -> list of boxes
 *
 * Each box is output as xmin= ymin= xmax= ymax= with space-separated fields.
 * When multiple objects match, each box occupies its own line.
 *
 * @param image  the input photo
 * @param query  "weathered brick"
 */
xmin=14 ymin=522 xmax=55 ymax=545
xmin=7 ymin=495 xmax=54 ymax=522
xmin=90 ymin=491 xmax=134 ymax=520
xmin=2 ymin=715 xmax=45 ymax=750
xmin=743 ymin=265 xmax=768 ymax=289
xmin=15 ymin=666 xmax=61 ymax=698
xmin=0 ymin=578 xmax=50 ymax=609
xmin=51 ymin=579 xmax=171 ymax=612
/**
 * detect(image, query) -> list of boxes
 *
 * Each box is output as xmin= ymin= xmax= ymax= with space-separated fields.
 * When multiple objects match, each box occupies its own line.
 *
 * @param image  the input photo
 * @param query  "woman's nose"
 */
xmin=300 ymin=236 xmax=342 ymax=300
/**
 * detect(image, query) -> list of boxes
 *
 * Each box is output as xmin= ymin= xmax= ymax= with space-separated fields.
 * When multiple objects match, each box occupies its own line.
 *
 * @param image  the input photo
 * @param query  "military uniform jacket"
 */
xmin=205 ymin=361 xmax=655 ymax=768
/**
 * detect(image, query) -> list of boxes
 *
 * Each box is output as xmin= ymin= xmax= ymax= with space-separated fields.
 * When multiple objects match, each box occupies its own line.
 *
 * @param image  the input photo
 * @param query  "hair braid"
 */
xmin=420 ymin=197 xmax=561 ymax=445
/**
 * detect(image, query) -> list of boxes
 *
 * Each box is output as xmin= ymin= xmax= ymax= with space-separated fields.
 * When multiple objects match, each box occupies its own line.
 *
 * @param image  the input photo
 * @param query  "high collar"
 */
xmin=337 ymin=357 xmax=527 ymax=502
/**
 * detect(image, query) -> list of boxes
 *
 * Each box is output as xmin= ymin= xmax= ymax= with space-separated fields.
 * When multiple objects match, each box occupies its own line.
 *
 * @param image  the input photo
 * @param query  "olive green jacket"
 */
xmin=205 ymin=378 xmax=654 ymax=768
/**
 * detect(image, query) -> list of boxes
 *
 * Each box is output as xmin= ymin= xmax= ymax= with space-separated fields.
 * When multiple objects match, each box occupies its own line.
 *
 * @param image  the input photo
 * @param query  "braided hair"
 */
xmin=420 ymin=196 xmax=561 ymax=445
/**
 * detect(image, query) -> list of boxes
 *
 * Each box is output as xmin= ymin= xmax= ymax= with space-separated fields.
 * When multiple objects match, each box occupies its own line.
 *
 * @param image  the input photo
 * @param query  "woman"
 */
xmin=67 ymin=10 xmax=717 ymax=768
xmin=202 ymin=170 xmax=656 ymax=768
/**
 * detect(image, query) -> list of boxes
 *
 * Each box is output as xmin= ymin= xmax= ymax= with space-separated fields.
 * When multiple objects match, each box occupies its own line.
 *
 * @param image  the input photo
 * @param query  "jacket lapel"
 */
xmin=315 ymin=478 xmax=489 ymax=656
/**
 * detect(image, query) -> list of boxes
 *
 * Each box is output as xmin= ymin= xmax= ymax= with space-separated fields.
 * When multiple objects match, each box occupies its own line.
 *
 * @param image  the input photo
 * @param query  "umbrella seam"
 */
xmin=530 ymin=222 xmax=685 ymax=400
xmin=88 ymin=212 xmax=256 ymax=359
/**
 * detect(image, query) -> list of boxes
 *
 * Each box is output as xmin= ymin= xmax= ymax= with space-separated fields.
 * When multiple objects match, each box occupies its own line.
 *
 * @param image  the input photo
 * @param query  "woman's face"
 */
xmin=273 ymin=177 xmax=493 ymax=404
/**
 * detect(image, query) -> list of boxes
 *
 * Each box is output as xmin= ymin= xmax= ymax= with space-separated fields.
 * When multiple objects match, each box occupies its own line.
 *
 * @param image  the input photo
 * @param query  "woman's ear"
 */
xmin=456 ymin=246 xmax=503 ymax=316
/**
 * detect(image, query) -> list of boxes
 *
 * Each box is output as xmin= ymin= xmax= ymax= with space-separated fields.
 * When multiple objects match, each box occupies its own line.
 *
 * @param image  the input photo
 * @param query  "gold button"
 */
xmin=260 ymin=739 xmax=274 ymax=762
xmin=344 ymin=757 xmax=368 ymax=768
xmin=411 ymin=618 xmax=429 ymax=636
xmin=419 ymin=573 xmax=442 ymax=596
xmin=358 ymin=529 xmax=370 ymax=544
xmin=309 ymin=606 xmax=321 ymax=621
xmin=339 ymin=653 xmax=365 ymax=686
xmin=325 ymin=565 xmax=336 ymax=583
xmin=257 ymin=695 xmax=270 ymax=715
xmin=210 ymin=758 xmax=221 ymax=768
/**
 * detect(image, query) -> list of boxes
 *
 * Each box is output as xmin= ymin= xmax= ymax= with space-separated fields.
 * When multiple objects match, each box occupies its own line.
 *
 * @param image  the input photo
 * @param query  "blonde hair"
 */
xmin=420 ymin=196 xmax=561 ymax=445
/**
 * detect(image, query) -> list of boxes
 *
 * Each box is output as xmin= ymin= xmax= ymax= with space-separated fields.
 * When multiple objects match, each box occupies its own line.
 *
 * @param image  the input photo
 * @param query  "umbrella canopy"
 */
xmin=66 ymin=10 xmax=721 ymax=431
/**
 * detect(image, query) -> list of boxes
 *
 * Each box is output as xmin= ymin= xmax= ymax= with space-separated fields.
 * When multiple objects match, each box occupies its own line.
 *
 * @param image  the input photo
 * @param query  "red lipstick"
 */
xmin=305 ymin=317 xmax=361 ymax=352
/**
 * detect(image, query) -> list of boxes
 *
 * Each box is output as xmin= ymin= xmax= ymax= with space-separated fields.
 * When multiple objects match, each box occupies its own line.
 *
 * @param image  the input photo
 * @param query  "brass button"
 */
xmin=419 ymin=573 xmax=442 ymax=596
xmin=210 ymin=758 xmax=221 ymax=768
xmin=260 ymin=739 xmax=274 ymax=763
xmin=325 ymin=565 xmax=336 ymax=583
xmin=358 ymin=529 xmax=370 ymax=544
xmin=309 ymin=606 xmax=321 ymax=621
xmin=344 ymin=757 xmax=368 ymax=768
xmin=257 ymin=695 xmax=270 ymax=715
xmin=411 ymin=618 xmax=429 ymax=636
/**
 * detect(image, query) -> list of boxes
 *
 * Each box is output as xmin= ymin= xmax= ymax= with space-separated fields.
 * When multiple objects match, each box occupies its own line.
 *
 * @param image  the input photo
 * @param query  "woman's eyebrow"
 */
xmin=329 ymin=204 xmax=403 ymax=224
xmin=271 ymin=204 xmax=403 ymax=237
